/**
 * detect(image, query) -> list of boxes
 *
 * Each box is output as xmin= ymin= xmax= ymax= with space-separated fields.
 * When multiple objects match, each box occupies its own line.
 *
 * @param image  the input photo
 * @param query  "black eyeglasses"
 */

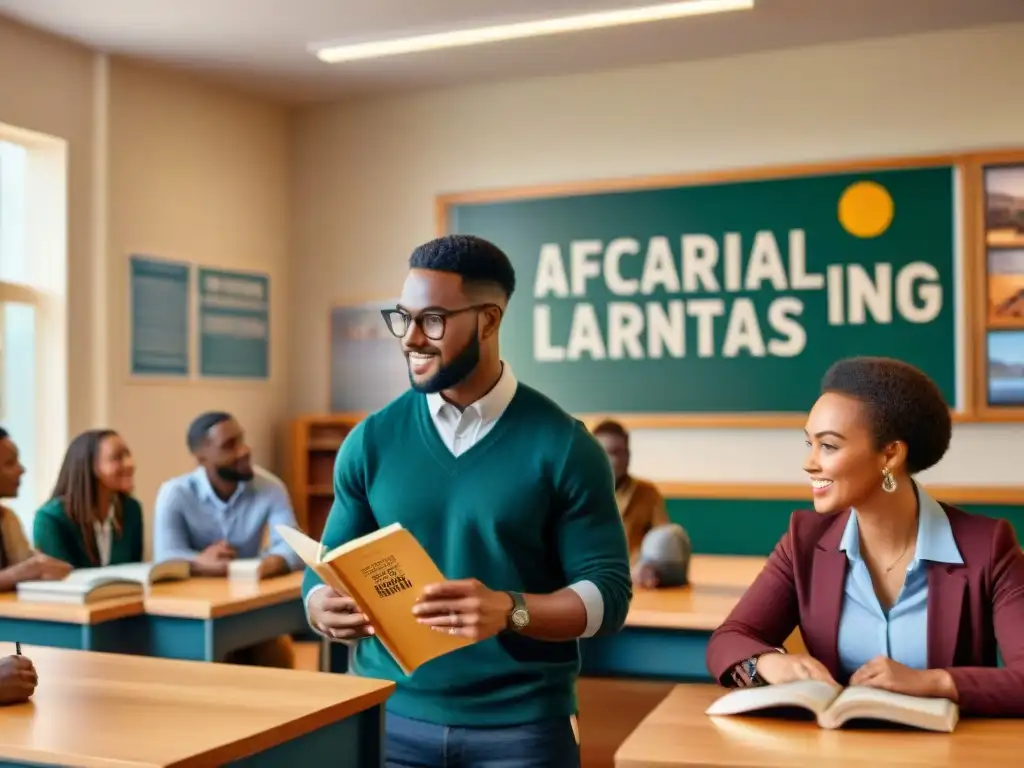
xmin=381 ymin=304 xmax=499 ymax=341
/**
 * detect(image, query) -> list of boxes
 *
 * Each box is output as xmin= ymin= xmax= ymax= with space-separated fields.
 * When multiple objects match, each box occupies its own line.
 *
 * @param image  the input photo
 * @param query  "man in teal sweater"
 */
xmin=304 ymin=234 xmax=632 ymax=767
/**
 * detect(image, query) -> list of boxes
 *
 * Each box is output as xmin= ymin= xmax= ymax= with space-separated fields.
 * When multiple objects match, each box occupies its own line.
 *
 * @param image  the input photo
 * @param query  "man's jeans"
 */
xmin=384 ymin=711 xmax=580 ymax=768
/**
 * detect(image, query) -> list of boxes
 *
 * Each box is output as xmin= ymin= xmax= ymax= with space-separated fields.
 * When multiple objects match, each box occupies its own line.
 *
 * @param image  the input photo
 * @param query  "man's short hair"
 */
xmin=186 ymin=411 xmax=232 ymax=452
xmin=409 ymin=235 xmax=516 ymax=301
xmin=592 ymin=419 xmax=629 ymax=443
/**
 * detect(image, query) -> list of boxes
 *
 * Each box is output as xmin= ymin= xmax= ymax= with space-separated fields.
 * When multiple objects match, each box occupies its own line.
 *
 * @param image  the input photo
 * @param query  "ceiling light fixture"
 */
xmin=312 ymin=0 xmax=754 ymax=63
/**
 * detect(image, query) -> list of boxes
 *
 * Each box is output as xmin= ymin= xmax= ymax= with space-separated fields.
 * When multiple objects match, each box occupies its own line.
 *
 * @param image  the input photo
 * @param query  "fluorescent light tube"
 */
xmin=312 ymin=0 xmax=755 ymax=63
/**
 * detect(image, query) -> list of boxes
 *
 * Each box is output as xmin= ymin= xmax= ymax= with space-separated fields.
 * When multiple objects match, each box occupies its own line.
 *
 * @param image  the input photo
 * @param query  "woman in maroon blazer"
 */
xmin=706 ymin=357 xmax=1024 ymax=716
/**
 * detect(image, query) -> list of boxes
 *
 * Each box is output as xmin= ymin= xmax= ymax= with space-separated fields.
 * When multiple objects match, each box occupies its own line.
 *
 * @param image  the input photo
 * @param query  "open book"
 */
xmin=276 ymin=522 xmax=473 ymax=674
xmin=16 ymin=559 xmax=190 ymax=605
xmin=705 ymin=679 xmax=959 ymax=732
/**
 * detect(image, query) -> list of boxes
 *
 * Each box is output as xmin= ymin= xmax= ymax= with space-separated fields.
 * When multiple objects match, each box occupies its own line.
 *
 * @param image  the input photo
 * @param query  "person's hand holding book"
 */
xmin=307 ymin=587 xmax=376 ymax=640
xmin=412 ymin=578 xmax=513 ymax=641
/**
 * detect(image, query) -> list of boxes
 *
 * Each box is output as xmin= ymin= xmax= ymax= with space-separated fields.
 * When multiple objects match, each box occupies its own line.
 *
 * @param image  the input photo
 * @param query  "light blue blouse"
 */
xmin=836 ymin=486 xmax=963 ymax=676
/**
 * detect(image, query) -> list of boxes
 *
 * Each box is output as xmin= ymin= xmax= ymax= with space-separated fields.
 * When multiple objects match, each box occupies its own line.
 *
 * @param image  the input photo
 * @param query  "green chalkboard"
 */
xmin=446 ymin=165 xmax=959 ymax=414
xmin=664 ymin=497 xmax=1024 ymax=556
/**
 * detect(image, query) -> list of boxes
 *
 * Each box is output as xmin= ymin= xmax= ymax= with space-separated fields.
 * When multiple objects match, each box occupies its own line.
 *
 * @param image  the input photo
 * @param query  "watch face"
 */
xmin=511 ymin=608 xmax=529 ymax=628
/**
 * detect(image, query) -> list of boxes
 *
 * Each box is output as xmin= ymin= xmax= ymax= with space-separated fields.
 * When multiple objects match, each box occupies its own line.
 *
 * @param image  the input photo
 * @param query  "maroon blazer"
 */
xmin=706 ymin=504 xmax=1024 ymax=716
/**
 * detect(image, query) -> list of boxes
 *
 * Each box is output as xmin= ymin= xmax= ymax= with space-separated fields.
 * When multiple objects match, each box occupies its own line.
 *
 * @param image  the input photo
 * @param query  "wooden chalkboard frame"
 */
xmin=966 ymin=149 xmax=1024 ymax=424
xmin=436 ymin=149 xmax=1024 ymax=428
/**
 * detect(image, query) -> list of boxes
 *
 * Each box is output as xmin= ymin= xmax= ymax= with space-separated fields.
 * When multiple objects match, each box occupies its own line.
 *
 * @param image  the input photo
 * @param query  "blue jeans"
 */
xmin=384 ymin=711 xmax=580 ymax=768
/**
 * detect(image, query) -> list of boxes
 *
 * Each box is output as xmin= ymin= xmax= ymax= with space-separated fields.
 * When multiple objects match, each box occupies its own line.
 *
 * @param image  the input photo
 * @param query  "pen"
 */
xmin=15 ymin=642 xmax=21 ymax=655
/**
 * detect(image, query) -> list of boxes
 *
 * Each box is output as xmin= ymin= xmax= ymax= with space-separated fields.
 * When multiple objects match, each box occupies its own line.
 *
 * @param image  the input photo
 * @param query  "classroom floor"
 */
xmin=290 ymin=640 xmax=671 ymax=768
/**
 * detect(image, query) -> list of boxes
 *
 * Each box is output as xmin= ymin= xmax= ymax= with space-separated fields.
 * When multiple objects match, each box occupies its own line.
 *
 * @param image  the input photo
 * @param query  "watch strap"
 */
xmin=731 ymin=647 xmax=786 ymax=688
xmin=506 ymin=591 xmax=528 ymax=630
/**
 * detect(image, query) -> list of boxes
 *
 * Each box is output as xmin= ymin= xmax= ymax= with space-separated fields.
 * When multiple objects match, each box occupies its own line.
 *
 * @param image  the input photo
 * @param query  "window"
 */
xmin=0 ymin=130 xmax=68 ymax=532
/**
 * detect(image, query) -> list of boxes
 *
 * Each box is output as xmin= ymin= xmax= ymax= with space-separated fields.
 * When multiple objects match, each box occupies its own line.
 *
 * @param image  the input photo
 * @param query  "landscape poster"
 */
xmin=986 ymin=249 xmax=1024 ymax=327
xmin=985 ymin=165 xmax=1024 ymax=248
xmin=987 ymin=330 xmax=1024 ymax=406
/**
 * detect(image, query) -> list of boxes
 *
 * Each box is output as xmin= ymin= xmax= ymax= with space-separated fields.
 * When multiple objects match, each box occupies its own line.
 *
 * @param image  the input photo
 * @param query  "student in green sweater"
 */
xmin=304 ymin=235 xmax=632 ymax=768
xmin=33 ymin=429 xmax=144 ymax=568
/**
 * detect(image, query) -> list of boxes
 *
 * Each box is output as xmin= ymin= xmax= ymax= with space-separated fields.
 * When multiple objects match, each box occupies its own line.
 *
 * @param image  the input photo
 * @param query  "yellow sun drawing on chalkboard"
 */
xmin=838 ymin=181 xmax=894 ymax=238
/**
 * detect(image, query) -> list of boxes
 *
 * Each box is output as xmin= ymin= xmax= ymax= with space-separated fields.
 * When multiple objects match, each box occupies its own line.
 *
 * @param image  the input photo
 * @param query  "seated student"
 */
xmin=0 ymin=654 xmax=37 ymax=705
xmin=0 ymin=428 xmax=70 ymax=588
xmin=153 ymin=411 xmax=302 ymax=668
xmin=593 ymin=419 xmax=691 ymax=588
xmin=33 ymin=430 xmax=143 ymax=569
xmin=706 ymin=357 xmax=1024 ymax=716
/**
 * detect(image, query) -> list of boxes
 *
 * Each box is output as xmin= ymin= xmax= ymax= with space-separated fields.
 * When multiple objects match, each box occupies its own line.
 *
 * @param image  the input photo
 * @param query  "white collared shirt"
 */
xmin=93 ymin=504 xmax=115 ymax=567
xmin=425 ymin=362 xmax=519 ymax=457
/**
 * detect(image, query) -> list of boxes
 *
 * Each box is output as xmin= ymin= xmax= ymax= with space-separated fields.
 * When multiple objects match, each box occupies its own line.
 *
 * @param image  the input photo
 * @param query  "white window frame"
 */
xmin=0 ymin=123 xmax=69 ymax=530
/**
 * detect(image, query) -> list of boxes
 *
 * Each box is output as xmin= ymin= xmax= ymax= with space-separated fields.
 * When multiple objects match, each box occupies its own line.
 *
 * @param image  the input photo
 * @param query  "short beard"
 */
xmin=216 ymin=466 xmax=254 ymax=483
xmin=409 ymin=333 xmax=480 ymax=394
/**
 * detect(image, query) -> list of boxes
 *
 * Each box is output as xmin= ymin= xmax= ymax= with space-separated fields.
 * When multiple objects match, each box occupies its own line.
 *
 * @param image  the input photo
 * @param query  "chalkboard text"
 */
xmin=531 ymin=230 xmax=944 ymax=361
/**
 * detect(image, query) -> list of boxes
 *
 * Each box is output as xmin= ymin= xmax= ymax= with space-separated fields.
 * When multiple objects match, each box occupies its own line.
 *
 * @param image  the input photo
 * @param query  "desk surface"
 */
xmin=626 ymin=585 xmax=745 ymax=631
xmin=688 ymin=555 xmax=767 ymax=589
xmin=0 ymin=645 xmax=393 ymax=768
xmin=626 ymin=556 xmax=805 ymax=653
xmin=144 ymin=572 xmax=303 ymax=619
xmin=625 ymin=556 xmax=765 ymax=631
xmin=616 ymin=684 xmax=1021 ymax=767
xmin=0 ymin=593 xmax=144 ymax=625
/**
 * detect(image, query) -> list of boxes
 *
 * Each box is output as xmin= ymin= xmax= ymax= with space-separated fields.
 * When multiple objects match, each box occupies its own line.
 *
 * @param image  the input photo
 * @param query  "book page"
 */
xmin=275 ymin=525 xmax=329 ymax=565
xmin=17 ymin=579 xmax=141 ymax=604
xmin=324 ymin=522 xmax=404 ymax=561
xmin=66 ymin=563 xmax=158 ymax=584
xmin=705 ymin=679 xmax=842 ymax=718
xmin=822 ymin=686 xmax=959 ymax=732
xmin=18 ymin=579 xmax=96 ymax=594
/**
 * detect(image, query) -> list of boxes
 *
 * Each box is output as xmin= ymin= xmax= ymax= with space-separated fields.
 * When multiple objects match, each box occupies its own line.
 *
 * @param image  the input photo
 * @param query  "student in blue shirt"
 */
xmin=153 ymin=411 xmax=303 ymax=667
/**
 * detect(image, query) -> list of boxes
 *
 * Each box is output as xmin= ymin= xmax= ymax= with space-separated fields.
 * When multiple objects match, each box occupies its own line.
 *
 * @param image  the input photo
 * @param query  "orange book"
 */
xmin=276 ymin=522 xmax=473 ymax=674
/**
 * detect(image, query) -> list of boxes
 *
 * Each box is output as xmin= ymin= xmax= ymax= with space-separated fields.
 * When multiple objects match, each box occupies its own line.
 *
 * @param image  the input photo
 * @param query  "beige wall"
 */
xmin=0 ymin=17 xmax=291 ymax=551
xmin=290 ymin=23 xmax=1024 ymax=488
xmin=0 ymin=16 xmax=95 ymax=435
xmin=106 ymin=59 xmax=291 ymax=544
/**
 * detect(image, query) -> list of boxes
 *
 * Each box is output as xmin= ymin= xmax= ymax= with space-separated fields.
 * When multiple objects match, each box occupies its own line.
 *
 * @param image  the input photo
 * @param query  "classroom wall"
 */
xmin=0 ymin=16 xmax=291 ymax=549
xmin=106 ymin=58 xmax=291 ymax=545
xmin=289 ymin=23 xmax=1024 ymax=488
xmin=0 ymin=15 xmax=96 ymax=436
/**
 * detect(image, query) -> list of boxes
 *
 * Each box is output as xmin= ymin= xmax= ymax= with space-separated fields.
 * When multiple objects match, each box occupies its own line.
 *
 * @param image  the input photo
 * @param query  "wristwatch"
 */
xmin=734 ymin=647 xmax=786 ymax=687
xmin=506 ymin=591 xmax=530 ymax=631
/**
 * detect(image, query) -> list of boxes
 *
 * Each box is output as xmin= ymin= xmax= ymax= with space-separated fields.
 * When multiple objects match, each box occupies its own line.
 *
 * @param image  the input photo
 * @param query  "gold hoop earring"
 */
xmin=881 ymin=467 xmax=897 ymax=493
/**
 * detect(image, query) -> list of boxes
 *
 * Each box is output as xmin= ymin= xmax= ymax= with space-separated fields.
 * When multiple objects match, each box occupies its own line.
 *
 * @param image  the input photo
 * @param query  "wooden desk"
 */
xmin=577 ymin=556 xmax=801 ymax=768
xmin=0 ymin=593 xmax=147 ymax=655
xmin=616 ymin=684 xmax=1021 ymax=767
xmin=143 ymin=573 xmax=307 ymax=662
xmin=688 ymin=555 xmax=768 ymax=590
xmin=581 ymin=556 xmax=772 ymax=682
xmin=0 ymin=645 xmax=393 ymax=767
